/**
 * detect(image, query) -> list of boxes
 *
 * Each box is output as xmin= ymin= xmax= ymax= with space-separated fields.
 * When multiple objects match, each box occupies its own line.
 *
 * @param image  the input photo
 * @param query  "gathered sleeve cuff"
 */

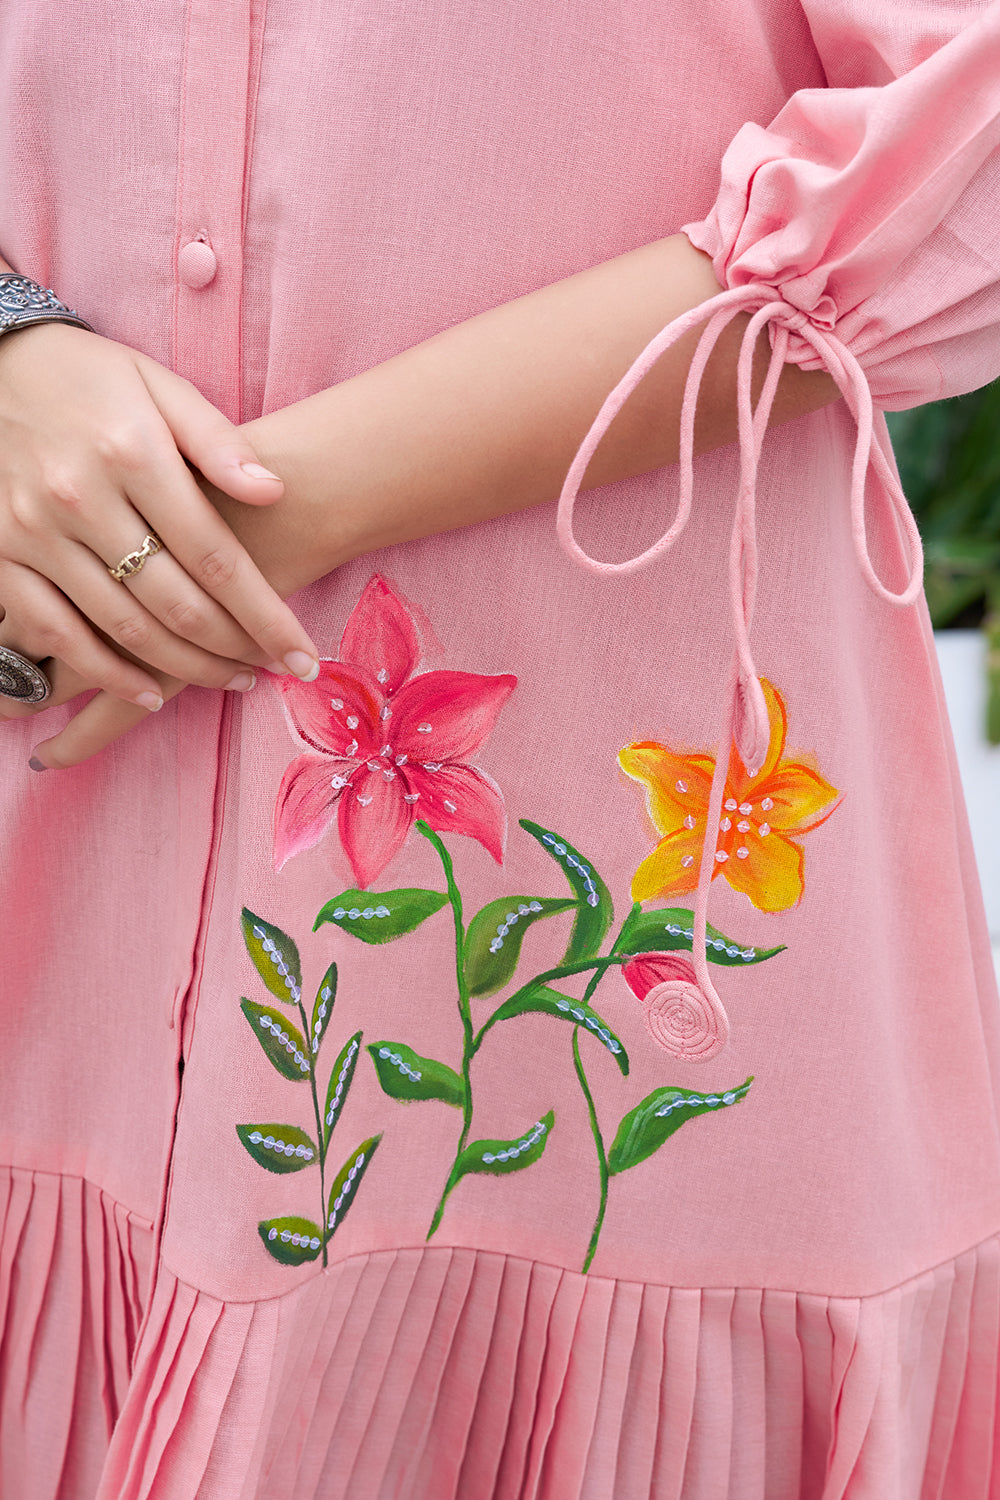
xmin=682 ymin=1 xmax=1000 ymax=408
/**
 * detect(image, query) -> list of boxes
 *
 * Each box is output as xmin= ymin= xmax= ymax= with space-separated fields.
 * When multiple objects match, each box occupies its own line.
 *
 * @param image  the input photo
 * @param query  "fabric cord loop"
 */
xmin=556 ymin=281 xmax=925 ymax=1052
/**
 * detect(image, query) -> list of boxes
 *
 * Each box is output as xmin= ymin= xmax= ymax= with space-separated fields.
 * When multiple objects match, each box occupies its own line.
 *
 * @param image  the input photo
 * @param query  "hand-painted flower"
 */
xmin=622 ymin=951 xmax=729 ymax=1060
xmin=272 ymin=575 xmax=517 ymax=888
xmin=618 ymin=679 xmax=839 ymax=913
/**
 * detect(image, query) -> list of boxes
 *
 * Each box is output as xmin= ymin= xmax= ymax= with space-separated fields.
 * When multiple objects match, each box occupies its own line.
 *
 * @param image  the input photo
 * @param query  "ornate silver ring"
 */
xmin=0 ymin=646 xmax=51 ymax=704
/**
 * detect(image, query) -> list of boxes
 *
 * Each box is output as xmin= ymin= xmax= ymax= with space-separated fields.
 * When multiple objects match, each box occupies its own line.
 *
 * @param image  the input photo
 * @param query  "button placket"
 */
xmin=172 ymin=0 xmax=254 ymax=420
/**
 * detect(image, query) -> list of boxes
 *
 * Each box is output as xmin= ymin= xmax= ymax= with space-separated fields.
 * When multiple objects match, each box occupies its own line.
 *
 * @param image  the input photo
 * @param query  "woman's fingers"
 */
xmin=0 ymin=564 xmax=167 ymax=708
xmin=136 ymin=354 xmax=286 ymax=508
xmin=2 ymin=546 xmax=262 ymax=691
xmin=29 ymin=677 xmax=187 ymax=770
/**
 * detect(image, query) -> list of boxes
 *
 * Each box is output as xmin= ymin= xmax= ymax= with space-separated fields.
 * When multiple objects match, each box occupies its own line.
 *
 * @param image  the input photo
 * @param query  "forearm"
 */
xmin=213 ymin=234 xmax=839 ymax=597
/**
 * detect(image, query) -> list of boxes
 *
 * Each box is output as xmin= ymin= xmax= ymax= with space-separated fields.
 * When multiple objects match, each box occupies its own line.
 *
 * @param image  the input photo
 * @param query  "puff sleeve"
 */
xmin=684 ymin=0 xmax=1000 ymax=408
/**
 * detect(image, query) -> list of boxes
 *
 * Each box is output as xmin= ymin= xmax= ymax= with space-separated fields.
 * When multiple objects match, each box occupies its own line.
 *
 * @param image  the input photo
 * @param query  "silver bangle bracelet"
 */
xmin=0 ymin=273 xmax=95 ymax=338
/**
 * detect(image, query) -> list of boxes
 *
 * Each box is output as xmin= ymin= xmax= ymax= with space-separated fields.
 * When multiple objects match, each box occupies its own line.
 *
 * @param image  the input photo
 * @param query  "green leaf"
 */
xmin=367 ymin=1041 xmax=465 ymax=1107
xmin=241 ymin=908 xmax=302 ymax=1005
xmin=453 ymin=1110 xmax=555 ymax=1181
xmin=258 ymin=1215 xmax=324 ymax=1265
xmin=519 ymin=820 xmax=612 ymax=960
xmin=607 ymin=1076 xmax=754 ymax=1176
xmin=236 ymin=1121 xmax=319 ymax=1175
xmin=617 ymin=908 xmax=784 ymax=967
xmin=322 ymin=1030 xmax=363 ymax=1144
xmin=463 ymin=895 xmax=577 ymax=997
xmin=313 ymin=888 xmax=448 ymax=943
xmin=477 ymin=986 xmax=628 ymax=1075
xmin=326 ymin=1134 xmax=382 ymax=1241
xmin=240 ymin=999 xmax=312 ymax=1081
xmin=310 ymin=962 xmax=338 ymax=1060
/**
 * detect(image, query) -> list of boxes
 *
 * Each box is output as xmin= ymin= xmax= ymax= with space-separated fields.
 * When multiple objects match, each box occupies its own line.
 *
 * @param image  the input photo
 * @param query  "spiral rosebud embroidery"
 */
xmin=623 ymin=951 xmax=729 ymax=1060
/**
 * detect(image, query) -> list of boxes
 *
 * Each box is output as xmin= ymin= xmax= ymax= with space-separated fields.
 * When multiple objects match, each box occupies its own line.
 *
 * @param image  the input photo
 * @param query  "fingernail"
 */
xmin=265 ymin=661 xmax=289 ymax=675
xmin=284 ymin=651 xmax=320 ymax=681
xmin=241 ymin=462 xmax=281 ymax=481
xmin=224 ymin=671 xmax=257 ymax=692
xmin=136 ymin=692 xmax=164 ymax=712
xmin=28 ymin=756 xmax=47 ymax=772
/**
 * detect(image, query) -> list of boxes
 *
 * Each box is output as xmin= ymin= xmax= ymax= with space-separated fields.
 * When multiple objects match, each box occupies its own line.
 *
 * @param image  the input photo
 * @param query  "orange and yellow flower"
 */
xmin=618 ymin=679 xmax=839 ymax=913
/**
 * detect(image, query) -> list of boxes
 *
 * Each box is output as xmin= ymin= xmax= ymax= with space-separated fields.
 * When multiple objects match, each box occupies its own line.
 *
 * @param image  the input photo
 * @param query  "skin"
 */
xmin=0 ymin=234 xmax=839 ymax=766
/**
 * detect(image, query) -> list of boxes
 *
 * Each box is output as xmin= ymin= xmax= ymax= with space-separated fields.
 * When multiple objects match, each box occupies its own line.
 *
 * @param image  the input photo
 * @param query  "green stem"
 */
xmin=574 ymin=1027 xmax=609 ymax=1273
xmin=574 ymin=903 xmax=640 ymax=1272
xmin=417 ymin=822 xmax=475 ymax=1238
xmin=298 ymin=998 xmax=329 ymax=1269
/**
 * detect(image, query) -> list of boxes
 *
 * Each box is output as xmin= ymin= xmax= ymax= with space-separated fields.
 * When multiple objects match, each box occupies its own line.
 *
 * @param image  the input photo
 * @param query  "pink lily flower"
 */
xmin=273 ymin=575 xmax=517 ymax=888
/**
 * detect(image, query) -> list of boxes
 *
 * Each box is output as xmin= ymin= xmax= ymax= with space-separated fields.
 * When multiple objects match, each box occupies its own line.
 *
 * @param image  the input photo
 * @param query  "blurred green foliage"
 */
xmin=887 ymin=381 xmax=1000 ymax=741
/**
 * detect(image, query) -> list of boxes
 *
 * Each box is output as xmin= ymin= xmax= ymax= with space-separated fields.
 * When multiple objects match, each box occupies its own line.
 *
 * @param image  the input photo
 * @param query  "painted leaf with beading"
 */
xmin=367 ymin=1040 xmax=465 ymax=1107
xmin=240 ymin=999 xmax=311 ymax=1082
xmin=310 ymin=962 xmax=338 ymax=1060
xmin=452 ymin=1110 xmax=555 ymax=1181
xmin=519 ymin=820 xmax=613 ymax=960
xmin=325 ymin=1134 xmax=382 ymax=1242
xmin=313 ymin=888 xmax=448 ymax=943
xmin=463 ymin=895 xmax=577 ymax=997
xmin=607 ymin=1077 xmax=754 ymax=1176
xmin=617 ymin=908 xmax=784 ymax=967
xmin=476 ymin=985 xmax=628 ymax=1075
xmin=258 ymin=1216 xmax=324 ymax=1266
xmin=241 ymin=907 xmax=302 ymax=1005
xmin=322 ymin=1030 xmax=363 ymax=1146
xmin=236 ymin=1121 xmax=319 ymax=1175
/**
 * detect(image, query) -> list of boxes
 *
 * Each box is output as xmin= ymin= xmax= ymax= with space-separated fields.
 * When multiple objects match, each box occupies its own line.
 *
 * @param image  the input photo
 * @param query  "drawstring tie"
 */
xmin=557 ymin=283 xmax=924 ymax=1058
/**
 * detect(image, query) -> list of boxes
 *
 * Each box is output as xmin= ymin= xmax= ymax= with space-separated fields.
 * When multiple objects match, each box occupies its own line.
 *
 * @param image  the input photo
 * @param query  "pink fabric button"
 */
xmin=178 ymin=239 xmax=217 ymax=289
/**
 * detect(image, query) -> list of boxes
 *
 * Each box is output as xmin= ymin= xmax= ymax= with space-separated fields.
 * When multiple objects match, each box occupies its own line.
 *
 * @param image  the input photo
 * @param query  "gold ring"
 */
xmin=108 ymin=532 xmax=163 ymax=583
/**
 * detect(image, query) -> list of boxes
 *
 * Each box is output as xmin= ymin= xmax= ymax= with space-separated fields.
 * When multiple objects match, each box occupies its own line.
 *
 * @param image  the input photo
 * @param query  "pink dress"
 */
xmin=3 ymin=1 xmax=1000 ymax=1495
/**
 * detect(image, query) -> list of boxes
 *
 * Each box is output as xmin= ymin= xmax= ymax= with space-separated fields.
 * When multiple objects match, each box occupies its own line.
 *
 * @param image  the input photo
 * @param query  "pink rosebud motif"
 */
xmin=272 ymin=575 xmax=517 ymax=888
xmin=622 ymin=952 xmax=730 ymax=1061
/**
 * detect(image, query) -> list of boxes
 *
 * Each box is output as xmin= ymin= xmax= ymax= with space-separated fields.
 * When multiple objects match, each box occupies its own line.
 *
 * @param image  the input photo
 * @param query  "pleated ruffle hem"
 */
xmin=4 ymin=1168 xmax=1000 ymax=1499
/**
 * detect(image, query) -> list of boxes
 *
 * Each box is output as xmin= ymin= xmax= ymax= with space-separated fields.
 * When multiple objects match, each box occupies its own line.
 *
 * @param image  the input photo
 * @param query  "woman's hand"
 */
xmin=0 ymin=321 xmax=320 ymax=701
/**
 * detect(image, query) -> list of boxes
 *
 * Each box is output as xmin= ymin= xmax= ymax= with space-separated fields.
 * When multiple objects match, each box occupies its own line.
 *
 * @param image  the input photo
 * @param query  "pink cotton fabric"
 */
xmin=3 ymin=1 xmax=1000 ymax=1496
